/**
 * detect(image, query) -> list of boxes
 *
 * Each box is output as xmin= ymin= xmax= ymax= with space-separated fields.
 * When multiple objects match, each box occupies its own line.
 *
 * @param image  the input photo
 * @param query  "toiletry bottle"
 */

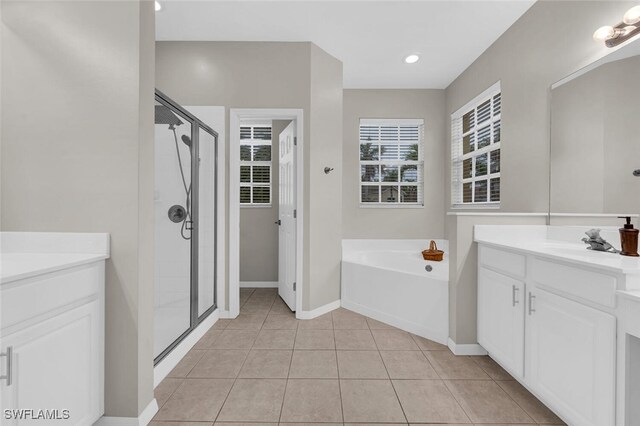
xmin=618 ymin=216 xmax=639 ymax=257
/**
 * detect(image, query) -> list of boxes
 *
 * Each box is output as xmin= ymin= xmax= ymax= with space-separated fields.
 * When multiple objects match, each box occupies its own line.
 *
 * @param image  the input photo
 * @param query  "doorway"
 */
xmin=229 ymin=109 xmax=304 ymax=318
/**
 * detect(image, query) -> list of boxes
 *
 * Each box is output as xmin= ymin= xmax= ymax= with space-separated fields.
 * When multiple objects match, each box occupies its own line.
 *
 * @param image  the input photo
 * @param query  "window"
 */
xmin=359 ymin=119 xmax=424 ymax=206
xmin=451 ymin=82 xmax=501 ymax=207
xmin=240 ymin=122 xmax=272 ymax=205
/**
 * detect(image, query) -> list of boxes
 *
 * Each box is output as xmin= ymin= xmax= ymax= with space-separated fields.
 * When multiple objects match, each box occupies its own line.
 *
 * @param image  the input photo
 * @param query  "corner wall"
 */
xmin=342 ymin=89 xmax=446 ymax=239
xmin=444 ymin=0 xmax=638 ymax=345
xmin=1 ymin=0 xmax=155 ymax=417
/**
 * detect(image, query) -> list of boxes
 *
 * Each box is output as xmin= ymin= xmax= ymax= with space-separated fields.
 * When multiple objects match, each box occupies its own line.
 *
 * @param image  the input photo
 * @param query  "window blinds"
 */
xmin=240 ymin=124 xmax=272 ymax=205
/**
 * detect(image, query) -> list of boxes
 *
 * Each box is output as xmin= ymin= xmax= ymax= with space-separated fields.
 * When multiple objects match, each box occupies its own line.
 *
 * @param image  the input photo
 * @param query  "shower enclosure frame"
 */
xmin=154 ymin=89 xmax=219 ymax=365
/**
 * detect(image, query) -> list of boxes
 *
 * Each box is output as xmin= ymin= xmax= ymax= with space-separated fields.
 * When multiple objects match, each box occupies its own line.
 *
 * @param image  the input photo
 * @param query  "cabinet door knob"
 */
xmin=0 ymin=346 xmax=13 ymax=386
xmin=528 ymin=292 xmax=536 ymax=315
xmin=512 ymin=285 xmax=519 ymax=306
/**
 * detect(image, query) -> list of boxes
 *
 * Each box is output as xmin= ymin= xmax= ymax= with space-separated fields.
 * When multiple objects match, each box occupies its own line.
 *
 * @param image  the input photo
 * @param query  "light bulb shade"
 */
xmin=404 ymin=54 xmax=420 ymax=64
xmin=155 ymin=1 xmax=162 ymax=11
xmin=593 ymin=25 xmax=615 ymax=41
xmin=623 ymin=5 xmax=640 ymax=25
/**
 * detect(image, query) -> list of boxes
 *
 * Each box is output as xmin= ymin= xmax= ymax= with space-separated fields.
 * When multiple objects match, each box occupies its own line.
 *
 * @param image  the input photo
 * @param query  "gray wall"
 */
xmin=156 ymin=41 xmax=343 ymax=311
xmin=239 ymin=120 xmax=290 ymax=283
xmin=1 ymin=0 xmax=155 ymax=417
xmin=444 ymin=0 xmax=638 ymax=345
xmin=551 ymin=55 xmax=640 ymax=215
xmin=342 ymin=89 xmax=446 ymax=239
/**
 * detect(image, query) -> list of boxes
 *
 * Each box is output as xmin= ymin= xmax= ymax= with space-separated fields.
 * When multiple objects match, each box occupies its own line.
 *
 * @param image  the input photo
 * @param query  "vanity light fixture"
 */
xmin=155 ymin=1 xmax=162 ymax=12
xmin=593 ymin=5 xmax=640 ymax=47
xmin=404 ymin=54 xmax=420 ymax=64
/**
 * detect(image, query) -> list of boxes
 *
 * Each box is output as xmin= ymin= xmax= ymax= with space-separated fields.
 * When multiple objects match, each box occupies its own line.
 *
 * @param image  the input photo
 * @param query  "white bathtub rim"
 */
xmin=341 ymin=258 xmax=449 ymax=281
xmin=341 ymin=299 xmax=449 ymax=346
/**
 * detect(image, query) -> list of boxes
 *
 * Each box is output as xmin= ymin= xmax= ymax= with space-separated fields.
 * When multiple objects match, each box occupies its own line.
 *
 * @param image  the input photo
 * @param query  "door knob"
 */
xmin=275 ymin=220 xmax=281 ymax=226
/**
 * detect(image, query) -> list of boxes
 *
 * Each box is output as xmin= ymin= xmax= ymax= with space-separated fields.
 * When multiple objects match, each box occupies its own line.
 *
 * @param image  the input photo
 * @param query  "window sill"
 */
xmin=451 ymin=203 xmax=500 ymax=210
xmin=240 ymin=204 xmax=273 ymax=209
xmin=359 ymin=203 xmax=424 ymax=209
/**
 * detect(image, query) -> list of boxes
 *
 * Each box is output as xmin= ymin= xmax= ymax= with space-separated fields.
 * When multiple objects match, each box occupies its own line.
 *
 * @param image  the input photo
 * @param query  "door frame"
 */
xmin=229 ymin=109 xmax=304 ymax=318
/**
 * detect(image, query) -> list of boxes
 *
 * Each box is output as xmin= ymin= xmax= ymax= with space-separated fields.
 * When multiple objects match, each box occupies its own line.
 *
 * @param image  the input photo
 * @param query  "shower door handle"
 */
xmin=274 ymin=220 xmax=281 ymax=226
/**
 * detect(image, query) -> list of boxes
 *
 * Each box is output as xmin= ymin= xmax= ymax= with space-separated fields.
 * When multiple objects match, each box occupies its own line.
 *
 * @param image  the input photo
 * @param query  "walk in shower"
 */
xmin=154 ymin=90 xmax=218 ymax=363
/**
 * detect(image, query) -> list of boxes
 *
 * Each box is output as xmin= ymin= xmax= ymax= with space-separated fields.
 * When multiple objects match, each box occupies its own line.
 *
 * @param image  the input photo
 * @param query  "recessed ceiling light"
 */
xmin=404 ymin=54 xmax=420 ymax=64
xmin=155 ymin=1 xmax=162 ymax=12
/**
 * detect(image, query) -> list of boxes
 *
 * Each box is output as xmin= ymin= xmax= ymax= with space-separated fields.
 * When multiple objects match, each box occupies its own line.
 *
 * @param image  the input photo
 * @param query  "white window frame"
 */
xmin=359 ymin=118 xmax=425 ymax=208
xmin=239 ymin=121 xmax=272 ymax=207
xmin=451 ymin=81 xmax=501 ymax=208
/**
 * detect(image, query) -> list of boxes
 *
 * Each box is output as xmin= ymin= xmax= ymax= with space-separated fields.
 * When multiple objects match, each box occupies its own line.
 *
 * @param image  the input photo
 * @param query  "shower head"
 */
xmin=181 ymin=135 xmax=192 ymax=147
xmin=155 ymin=105 xmax=183 ymax=128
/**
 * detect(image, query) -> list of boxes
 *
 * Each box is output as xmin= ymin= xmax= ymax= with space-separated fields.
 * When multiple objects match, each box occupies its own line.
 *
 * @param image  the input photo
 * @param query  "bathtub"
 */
xmin=341 ymin=239 xmax=449 ymax=345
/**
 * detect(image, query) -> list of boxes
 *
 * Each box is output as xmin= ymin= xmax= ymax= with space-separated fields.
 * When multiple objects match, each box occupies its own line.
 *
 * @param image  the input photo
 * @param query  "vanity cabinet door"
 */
xmin=0 ymin=300 xmax=103 ymax=426
xmin=477 ymin=266 xmax=525 ymax=378
xmin=526 ymin=287 xmax=616 ymax=426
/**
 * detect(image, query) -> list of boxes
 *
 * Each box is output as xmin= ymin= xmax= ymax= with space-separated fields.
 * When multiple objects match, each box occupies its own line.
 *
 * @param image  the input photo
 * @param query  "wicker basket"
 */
xmin=422 ymin=240 xmax=444 ymax=262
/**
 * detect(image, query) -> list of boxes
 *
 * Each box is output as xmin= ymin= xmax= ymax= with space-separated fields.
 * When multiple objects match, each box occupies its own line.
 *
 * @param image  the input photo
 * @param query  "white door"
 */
xmin=278 ymin=122 xmax=296 ymax=311
xmin=477 ymin=267 xmax=525 ymax=378
xmin=526 ymin=287 xmax=616 ymax=426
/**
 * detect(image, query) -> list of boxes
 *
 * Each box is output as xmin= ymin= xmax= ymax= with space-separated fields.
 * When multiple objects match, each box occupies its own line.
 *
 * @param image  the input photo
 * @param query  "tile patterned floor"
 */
xmin=151 ymin=287 xmax=566 ymax=426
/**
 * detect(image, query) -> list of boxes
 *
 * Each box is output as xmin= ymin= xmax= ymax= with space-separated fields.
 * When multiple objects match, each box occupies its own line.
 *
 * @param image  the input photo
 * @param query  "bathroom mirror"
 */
xmin=549 ymin=39 xmax=640 ymax=216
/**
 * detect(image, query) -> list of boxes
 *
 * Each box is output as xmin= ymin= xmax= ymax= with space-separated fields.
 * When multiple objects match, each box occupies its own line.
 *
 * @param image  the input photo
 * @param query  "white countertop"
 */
xmin=474 ymin=225 xmax=640 ymax=275
xmin=1 ymin=232 xmax=110 ymax=284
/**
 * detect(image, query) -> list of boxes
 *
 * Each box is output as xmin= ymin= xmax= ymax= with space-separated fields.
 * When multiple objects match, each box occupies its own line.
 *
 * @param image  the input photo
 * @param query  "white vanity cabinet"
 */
xmin=0 ymin=233 xmax=108 ymax=426
xmin=477 ymin=246 xmax=526 ymax=378
xmin=526 ymin=286 xmax=616 ymax=426
xmin=475 ymin=227 xmax=627 ymax=426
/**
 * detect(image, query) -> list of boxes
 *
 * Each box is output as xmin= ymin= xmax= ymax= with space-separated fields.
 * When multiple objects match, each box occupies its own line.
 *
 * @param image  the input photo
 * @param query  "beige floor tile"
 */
xmin=295 ymin=329 xmax=335 ymax=350
xmin=271 ymin=298 xmax=294 ymax=314
xmin=253 ymin=288 xmax=278 ymax=296
xmin=392 ymin=379 xmax=470 ymax=424
xmin=226 ymin=313 xmax=267 ymax=330
xmin=380 ymin=351 xmax=438 ymax=379
xmin=280 ymin=379 xmax=343 ymax=423
xmin=340 ymin=379 xmax=406 ymax=423
xmin=337 ymin=350 xmax=388 ymax=379
xmin=154 ymin=378 xmax=183 ymax=409
xmin=283 ymin=424 xmax=343 ymax=426
xmin=217 ymin=423 xmax=276 ymax=426
xmin=188 ymin=349 xmax=249 ymax=378
xmin=263 ymin=314 xmax=299 ymax=330
xmin=253 ymin=329 xmax=297 ymax=350
xmin=212 ymin=319 xmax=232 ymax=330
xmin=168 ymin=350 xmax=206 ymax=378
xmin=289 ymin=350 xmax=339 ymax=379
xmin=365 ymin=318 xmax=398 ymax=330
xmin=411 ymin=334 xmax=448 ymax=351
xmin=238 ymin=350 xmax=293 ymax=378
xmin=345 ymin=424 xmax=406 ymax=426
xmin=445 ymin=380 xmax=534 ymax=424
xmin=424 ymin=350 xmax=490 ymax=380
xmin=332 ymin=310 xmax=369 ymax=329
xmin=193 ymin=328 xmax=223 ymax=350
xmin=334 ymin=329 xmax=377 ymax=350
xmin=211 ymin=329 xmax=259 ymax=350
xmin=496 ymin=380 xmax=565 ymax=424
xmin=154 ymin=378 xmax=234 ymax=422
xmin=371 ymin=330 xmax=419 ymax=350
xmin=241 ymin=304 xmax=273 ymax=315
xmin=150 ymin=422 xmax=213 ymax=426
xmin=297 ymin=313 xmax=333 ymax=330
xmin=217 ymin=379 xmax=287 ymax=422
xmin=471 ymin=355 xmax=514 ymax=381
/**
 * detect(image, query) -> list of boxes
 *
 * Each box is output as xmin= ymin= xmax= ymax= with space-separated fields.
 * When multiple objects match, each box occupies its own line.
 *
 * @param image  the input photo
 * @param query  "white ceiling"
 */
xmin=155 ymin=0 xmax=536 ymax=89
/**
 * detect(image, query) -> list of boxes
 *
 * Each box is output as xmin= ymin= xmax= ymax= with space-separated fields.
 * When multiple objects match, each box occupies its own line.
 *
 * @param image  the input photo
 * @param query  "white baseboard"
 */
xmin=153 ymin=309 xmax=220 ymax=386
xmin=240 ymin=281 xmax=278 ymax=288
xmin=218 ymin=309 xmax=235 ymax=319
xmin=297 ymin=299 xmax=341 ymax=320
xmin=342 ymin=299 xmax=448 ymax=346
xmin=94 ymin=398 xmax=158 ymax=426
xmin=447 ymin=338 xmax=488 ymax=356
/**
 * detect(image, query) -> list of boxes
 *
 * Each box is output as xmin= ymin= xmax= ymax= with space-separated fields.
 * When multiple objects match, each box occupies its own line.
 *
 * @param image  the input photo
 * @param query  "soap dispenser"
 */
xmin=618 ymin=216 xmax=639 ymax=257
